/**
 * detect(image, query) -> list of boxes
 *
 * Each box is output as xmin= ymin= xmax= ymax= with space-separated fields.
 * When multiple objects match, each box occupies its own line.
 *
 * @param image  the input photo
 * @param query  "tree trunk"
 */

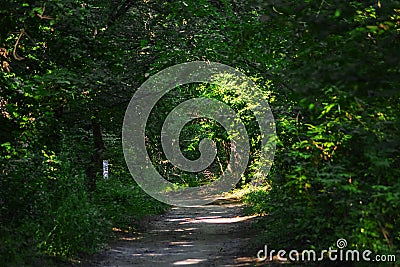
xmin=86 ymin=110 xmax=104 ymax=192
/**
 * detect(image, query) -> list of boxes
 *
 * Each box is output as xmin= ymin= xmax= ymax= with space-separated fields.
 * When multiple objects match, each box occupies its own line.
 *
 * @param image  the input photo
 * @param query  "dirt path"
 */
xmin=86 ymin=198 xmax=264 ymax=267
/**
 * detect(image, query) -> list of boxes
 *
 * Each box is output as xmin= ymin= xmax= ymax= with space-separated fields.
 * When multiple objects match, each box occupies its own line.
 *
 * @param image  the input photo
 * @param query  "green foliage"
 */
xmin=38 ymin=190 xmax=108 ymax=257
xmin=1 ymin=0 xmax=400 ymax=265
xmin=244 ymin=0 xmax=400 ymax=261
xmin=1 ymin=0 xmax=168 ymax=265
xmin=0 ymin=149 xmax=108 ymax=262
xmin=94 ymin=179 xmax=168 ymax=230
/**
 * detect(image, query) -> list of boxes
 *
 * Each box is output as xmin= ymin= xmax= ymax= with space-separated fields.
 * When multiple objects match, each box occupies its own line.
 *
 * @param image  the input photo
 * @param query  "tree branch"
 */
xmin=13 ymin=29 xmax=25 ymax=61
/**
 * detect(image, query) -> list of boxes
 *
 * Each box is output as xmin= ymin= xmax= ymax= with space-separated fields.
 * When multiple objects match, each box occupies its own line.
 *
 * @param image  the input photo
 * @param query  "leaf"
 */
xmin=318 ymin=103 xmax=336 ymax=118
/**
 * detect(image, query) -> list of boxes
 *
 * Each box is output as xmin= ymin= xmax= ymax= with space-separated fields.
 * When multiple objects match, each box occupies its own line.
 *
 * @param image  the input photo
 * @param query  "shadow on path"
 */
xmin=86 ymin=198 xmax=267 ymax=267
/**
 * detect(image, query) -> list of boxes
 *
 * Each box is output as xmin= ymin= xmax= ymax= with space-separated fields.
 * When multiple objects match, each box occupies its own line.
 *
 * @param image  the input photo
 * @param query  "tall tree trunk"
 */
xmin=86 ymin=110 xmax=104 ymax=192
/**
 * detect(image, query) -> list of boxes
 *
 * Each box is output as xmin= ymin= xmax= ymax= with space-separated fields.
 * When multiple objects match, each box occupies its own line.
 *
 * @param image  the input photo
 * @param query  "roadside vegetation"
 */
xmin=1 ymin=0 xmax=399 ymax=265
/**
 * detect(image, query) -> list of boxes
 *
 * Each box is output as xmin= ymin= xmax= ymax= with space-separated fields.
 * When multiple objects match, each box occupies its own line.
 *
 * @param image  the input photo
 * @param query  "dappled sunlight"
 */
xmin=169 ymin=241 xmax=194 ymax=247
xmin=231 ymin=256 xmax=260 ymax=267
xmin=152 ymin=227 xmax=198 ymax=233
xmin=118 ymin=236 xmax=143 ymax=241
xmin=112 ymin=227 xmax=144 ymax=241
xmin=210 ymin=211 xmax=227 ymax=214
xmin=165 ymin=205 xmax=258 ymax=225
xmin=173 ymin=214 xmax=257 ymax=224
xmin=173 ymin=258 xmax=207 ymax=265
xmin=90 ymin=199 xmax=261 ymax=266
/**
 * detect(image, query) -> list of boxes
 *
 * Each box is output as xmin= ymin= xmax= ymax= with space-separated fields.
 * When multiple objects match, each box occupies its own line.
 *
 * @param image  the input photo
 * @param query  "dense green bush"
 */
xmin=1 ymin=0 xmax=169 ymax=265
xmin=244 ymin=1 xmax=400 ymax=263
xmin=0 ymin=136 xmax=168 ymax=265
xmin=1 ymin=0 xmax=399 ymax=265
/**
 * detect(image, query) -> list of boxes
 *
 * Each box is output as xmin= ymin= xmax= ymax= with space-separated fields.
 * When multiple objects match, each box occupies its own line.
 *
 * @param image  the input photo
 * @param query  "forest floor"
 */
xmin=79 ymin=196 xmax=282 ymax=267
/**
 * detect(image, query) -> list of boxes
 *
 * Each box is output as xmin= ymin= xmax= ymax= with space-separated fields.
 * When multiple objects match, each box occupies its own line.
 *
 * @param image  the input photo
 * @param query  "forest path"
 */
xmin=86 ymin=197 xmax=266 ymax=267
